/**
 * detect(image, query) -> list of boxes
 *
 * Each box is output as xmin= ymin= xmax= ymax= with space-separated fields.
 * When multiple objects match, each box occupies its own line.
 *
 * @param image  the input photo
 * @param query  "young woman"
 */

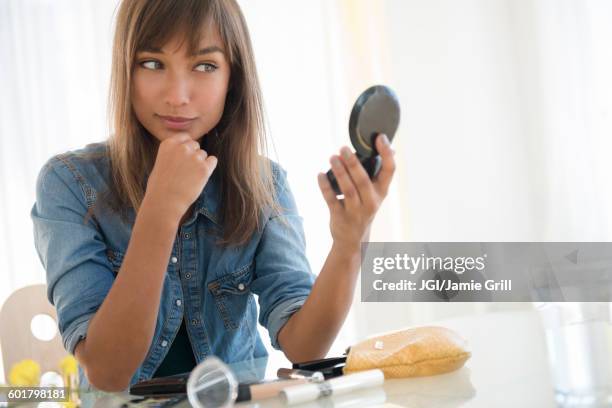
xmin=31 ymin=0 xmax=395 ymax=392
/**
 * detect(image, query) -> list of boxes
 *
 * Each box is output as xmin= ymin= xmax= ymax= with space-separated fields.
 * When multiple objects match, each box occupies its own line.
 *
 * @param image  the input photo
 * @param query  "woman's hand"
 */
xmin=278 ymin=134 xmax=395 ymax=361
xmin=144 ymin=133 xmax=218 ymax=220
xmin=317 ymin=134 xmax=395 ymax=253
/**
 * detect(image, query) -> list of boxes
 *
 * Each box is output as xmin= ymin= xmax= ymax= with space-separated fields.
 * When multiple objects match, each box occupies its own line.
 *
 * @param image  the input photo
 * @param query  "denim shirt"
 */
xmin=30 ymin=142 xmax=315 ymax=390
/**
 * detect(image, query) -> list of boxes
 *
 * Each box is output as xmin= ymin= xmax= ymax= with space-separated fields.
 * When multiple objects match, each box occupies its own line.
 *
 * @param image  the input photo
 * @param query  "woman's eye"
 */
xmin=137 ymin=60 xmax=216 ymax=72
xmin=195 ymin=63 xmax=218 ymax=73
xmin=140 ymin=60 xmax=162 ymax=70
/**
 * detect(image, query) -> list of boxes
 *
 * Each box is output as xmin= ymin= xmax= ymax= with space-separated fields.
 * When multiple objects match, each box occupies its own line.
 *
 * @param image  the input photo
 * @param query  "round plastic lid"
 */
xmin=349 ymin=85 xmax=400 ymax=157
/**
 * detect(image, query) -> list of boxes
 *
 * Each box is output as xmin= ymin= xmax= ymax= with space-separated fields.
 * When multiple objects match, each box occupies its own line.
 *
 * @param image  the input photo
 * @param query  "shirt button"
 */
xmin=184 ymin=233 xmax=191 ymax=239
xmin=237 ymin=283 xmax=245 ymax=291
xmin=176 ymin=299 xmax=182 ymax=306
xmin=161 ymin=340 xmax=168 ymax=347
xmin=185 ymin=273 xmax=192 ymax=279
xmin=171 ymin=256 xmax=178 ymax=264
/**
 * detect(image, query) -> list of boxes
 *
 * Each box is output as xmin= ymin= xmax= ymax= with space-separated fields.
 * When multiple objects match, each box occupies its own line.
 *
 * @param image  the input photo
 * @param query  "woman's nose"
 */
xmin=164 ymin=74 xmax=191 ymax=107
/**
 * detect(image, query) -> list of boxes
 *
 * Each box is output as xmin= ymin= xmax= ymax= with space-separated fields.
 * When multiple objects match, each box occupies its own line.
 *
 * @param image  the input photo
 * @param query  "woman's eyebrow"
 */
xmin=194 ymin=45 xmax=225 ymax=56
xmin=138 ymin=45 xmax=225 ymax=56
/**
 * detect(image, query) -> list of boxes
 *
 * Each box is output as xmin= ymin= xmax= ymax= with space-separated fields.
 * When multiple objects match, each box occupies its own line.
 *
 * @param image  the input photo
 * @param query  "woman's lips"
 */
xmin=157 ymin=114 xmax=196 ymax=130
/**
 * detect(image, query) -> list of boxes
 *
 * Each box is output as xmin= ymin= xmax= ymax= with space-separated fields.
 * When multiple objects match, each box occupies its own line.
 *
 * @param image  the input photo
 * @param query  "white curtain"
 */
xmin=0 ymin=0 xmax=118 ymax=299
xmin=1 ymin=0 xmax=612 ymax=380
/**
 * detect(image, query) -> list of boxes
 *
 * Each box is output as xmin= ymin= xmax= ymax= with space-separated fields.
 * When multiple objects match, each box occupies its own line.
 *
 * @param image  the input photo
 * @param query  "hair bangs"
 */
xmin=133 ymin=0 xmax=222 ymax=58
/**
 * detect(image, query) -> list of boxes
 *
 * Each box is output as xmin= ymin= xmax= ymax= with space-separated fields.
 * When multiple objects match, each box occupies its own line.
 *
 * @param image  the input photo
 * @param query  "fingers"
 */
xmin=195 ymin=150 xmax=217 ymax=178
xmin=186 ymin=140 xmax=201 ymax=151
xmin=195 ymin=149 xmax=215 ymax=168
xmin=195 ymin=149 xmax=208 ymax=162
xmin=167 ymin=133 xmax=201 ymax=150
xmin=169 ymin=133 xmax=192 ymax=143
xmin=203 ymin=154 xmax=218 ymax=173
xmin=340 ymin=146 xmax=378 ymax=213
xmin=374 ymin=134 xmax=395 ymax=196
xmin=317 ymin=173 xmax=341 ymax=212
xmin=205 ymin=155 xmax=218 ymax=168
xmin=322 ymin=135 xmax=395 ymax=216
xmin=162 ymin=134 xmax=198 ymax=154
xmin=329 ymin=155 xmax=360 ymax=212
xmin=176 ymin=140 xmax=200 ymax=158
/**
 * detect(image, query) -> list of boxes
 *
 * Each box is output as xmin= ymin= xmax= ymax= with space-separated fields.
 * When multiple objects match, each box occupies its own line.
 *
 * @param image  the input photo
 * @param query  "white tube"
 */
xmin=280 ymin=369 xmax=385 ymax=405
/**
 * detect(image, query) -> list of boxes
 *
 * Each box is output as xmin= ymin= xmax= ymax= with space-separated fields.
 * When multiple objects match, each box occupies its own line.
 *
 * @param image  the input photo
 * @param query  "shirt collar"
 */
xmin=194 ymin=169 xmax=221 ymax=225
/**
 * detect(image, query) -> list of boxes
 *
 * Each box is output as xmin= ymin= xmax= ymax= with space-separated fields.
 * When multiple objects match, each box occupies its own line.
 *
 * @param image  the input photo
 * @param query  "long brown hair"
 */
xmin=105 ymin=0 xmax=279 ymax=246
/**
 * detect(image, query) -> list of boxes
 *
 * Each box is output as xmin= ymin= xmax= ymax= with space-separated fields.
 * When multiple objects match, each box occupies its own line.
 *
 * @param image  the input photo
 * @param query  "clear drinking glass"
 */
xmin=535 ymin=302 xmax=612 ymax=407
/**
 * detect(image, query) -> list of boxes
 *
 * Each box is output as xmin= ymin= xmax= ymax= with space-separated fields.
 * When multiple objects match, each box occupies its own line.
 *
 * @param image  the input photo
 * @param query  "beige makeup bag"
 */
xmin=343 ymin=326 xmax=471 ymax=378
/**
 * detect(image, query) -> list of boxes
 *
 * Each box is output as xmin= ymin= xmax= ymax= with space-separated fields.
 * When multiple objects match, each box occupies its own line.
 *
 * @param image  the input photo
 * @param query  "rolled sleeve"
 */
xmin=250 ymin=164 xmax=315 ymax=350
xmin=265 ymin=297 xmax=308 ymax=350
xmin=31 ymin=157 xmax=115 ymax=355
xmin=62 ymin=312 xmax=96 ymax=355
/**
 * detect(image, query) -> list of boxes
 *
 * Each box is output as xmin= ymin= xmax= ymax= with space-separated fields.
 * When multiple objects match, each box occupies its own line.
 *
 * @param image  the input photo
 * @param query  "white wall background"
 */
xmin=1 ymin=0 xmax=612 ymax=383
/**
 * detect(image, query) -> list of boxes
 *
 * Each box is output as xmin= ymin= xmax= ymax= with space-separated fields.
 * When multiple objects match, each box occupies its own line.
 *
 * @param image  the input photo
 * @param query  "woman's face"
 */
xmin=132 ymin=24 xmax=230 ymax=143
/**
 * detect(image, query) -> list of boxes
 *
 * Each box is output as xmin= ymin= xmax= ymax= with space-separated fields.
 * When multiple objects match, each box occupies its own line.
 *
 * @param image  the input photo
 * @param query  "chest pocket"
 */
xmin=106 ymin=249 xmax=125 ymax=275
xmin=208 ymin=261 xmax=254 ymax=330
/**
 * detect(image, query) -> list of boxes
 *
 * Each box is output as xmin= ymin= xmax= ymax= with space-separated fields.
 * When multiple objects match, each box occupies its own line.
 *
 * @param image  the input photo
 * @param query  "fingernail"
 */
xmin=381 ymin=134 xmax=390 ymax=145
xmin=341 ymin=146 xmax=352 ymax=160
xmin=331 ymin=156 xmax=341 ymax=167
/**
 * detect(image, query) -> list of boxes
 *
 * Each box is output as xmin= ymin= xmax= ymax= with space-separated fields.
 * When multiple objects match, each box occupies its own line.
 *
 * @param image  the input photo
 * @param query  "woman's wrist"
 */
xmin=331 ymin=240 xmax=362 ymax=260
xmin=140 ymin=192 xmax=183 ymax=230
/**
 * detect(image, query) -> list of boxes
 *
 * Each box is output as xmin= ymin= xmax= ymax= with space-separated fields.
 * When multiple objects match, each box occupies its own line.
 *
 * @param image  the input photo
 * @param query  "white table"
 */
xmin=236 ymin=310 xmax=558 ymax=407
xmin=83 ymin=310 xmax=559 ymax=407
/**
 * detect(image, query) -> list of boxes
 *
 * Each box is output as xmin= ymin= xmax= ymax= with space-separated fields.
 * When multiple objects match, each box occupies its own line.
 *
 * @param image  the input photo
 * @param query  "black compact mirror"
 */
xmin=326 ymin=85 xmax=400 ymax=195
